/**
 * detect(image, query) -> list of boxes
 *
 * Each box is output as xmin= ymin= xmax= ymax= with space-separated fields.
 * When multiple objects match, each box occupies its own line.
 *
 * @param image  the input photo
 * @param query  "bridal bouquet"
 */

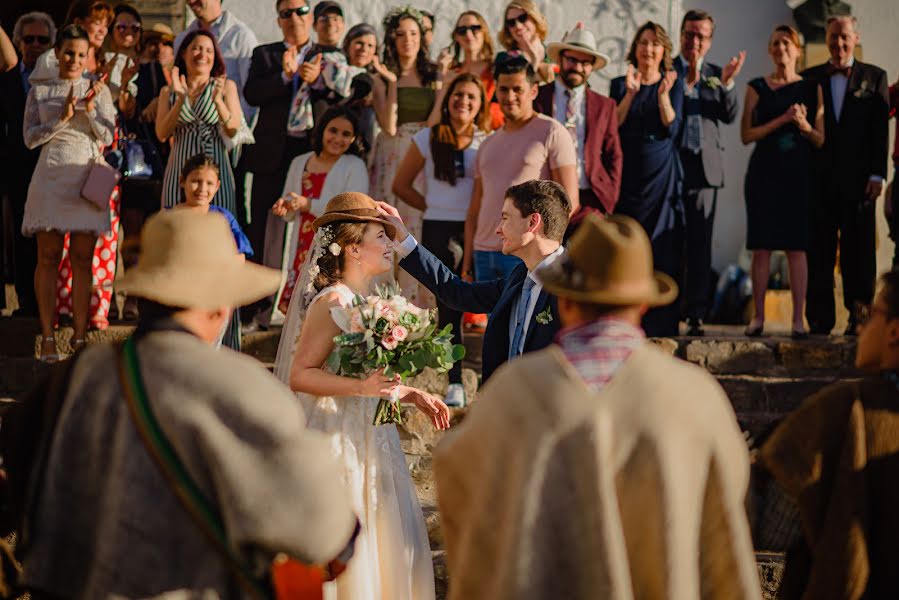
xmin=327 ymin=285 xmax=466 ymax=425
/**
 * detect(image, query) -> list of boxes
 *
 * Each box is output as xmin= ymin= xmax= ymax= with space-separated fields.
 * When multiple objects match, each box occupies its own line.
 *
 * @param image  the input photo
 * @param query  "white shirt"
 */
xmin=829 ymin=57 xmax=854 ymax=123
xmin=552 ymin=82 xmax=588 ymax=188
xmin=394 ymin=237 xmax=564 ymax=356
xmin=175 ymin=11 xmax=259 ymax=122
xmin=508 ymin=245 xmax=565 ymax=357
xmin=411 ymin=127 xmax=487 ymax=221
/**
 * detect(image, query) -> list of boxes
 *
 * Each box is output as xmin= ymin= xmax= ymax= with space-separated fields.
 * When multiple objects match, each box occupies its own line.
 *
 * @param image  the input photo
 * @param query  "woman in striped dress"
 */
xmin=156 ymin=29 xmax=241 ymax=213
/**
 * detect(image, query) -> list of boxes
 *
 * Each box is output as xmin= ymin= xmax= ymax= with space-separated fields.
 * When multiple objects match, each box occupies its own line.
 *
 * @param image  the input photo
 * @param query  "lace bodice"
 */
xmin=23 ymin=78 xmax=115 ymax=152
xmin=309 ymin=283 xmax=357 ymax=310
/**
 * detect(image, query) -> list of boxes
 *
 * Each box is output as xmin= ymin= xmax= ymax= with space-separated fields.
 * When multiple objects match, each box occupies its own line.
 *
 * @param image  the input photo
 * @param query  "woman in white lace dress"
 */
xmin=274 ymin=192 xmax=449 ymax=600
xmin=22 ymin=24 xmax=115 ymax=362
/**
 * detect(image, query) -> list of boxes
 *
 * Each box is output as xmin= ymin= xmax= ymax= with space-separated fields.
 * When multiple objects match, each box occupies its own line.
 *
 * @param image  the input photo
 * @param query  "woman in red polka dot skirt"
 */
xmin=54 ymin=185 xmax=121 ymax=331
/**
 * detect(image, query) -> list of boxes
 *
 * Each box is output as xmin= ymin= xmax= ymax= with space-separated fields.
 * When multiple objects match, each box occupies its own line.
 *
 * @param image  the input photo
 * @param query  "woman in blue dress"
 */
xmin=740 ymin=25 xmax=824 ymax=338
xmin=610 ymin=21 xmax=684 ymax=336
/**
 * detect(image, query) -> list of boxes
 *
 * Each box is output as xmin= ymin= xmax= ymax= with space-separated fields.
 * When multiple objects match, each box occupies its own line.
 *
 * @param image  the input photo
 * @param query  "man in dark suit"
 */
xmin=381 ymin=180 xmax=571 ymax=386
xmin=0 ymin=14 xmax=55 ymax=317
xmin=536 ymin=23 xmax=623 ymax=223
xmin=803 ymin=15 xmax=889 ymax=335
xmin=674 ymin=9 xmax=744 ymax=336
xmin=243 ymin=0 xmax=317 ymax=273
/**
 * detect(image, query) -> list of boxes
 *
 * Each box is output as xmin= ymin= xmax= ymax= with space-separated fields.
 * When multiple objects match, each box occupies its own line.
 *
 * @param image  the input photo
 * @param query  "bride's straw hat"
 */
xmin=119 ymin=210 xmax=281 ymax=309
xmin=312 ymin=192 xmax=398 ymax=239
xmin=537 ymin=214 xmax=677 ymax=306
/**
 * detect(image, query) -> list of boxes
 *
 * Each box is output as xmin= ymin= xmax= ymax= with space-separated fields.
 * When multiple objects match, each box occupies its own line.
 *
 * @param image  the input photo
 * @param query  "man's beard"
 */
xmin=562 ymin=71 xmax=584 ymax=88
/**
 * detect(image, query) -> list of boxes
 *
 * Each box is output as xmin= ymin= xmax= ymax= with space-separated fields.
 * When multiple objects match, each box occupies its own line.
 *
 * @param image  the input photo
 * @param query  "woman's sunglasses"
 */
xmin=454 ymin=24 xmax=483 ymax=37
xmin=279 ymin=6 xmax=311 ymax=19
xmin=505 ymin=13 xmax=529 ymax=29
xmin=115 ymin=23 xmax=142 ymax=35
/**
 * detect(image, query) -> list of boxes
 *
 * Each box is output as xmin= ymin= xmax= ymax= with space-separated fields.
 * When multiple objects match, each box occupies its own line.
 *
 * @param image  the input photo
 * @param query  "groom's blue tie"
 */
xmin=509 ymin=276 xmax=536 ymax=359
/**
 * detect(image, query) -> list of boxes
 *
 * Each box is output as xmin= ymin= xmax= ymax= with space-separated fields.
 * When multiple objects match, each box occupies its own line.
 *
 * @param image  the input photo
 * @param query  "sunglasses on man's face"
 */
xmin=505 ymin=13 xmax=529 ymax=29
xmin=454 ymin=24 xmax=482 ymax=37
xmin=279 ymin=6 xmax=311 ymax=19
xmin=22 ymin=35 xmax=51 ymax=45
xmin=115 ymin=23 xmax=142 ymax=35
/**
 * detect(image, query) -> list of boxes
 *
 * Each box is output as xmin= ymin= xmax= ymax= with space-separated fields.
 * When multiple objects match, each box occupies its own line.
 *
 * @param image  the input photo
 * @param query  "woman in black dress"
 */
xmin=610 ymin=21 xmax=684 ymax=336
xmin=741 ymin=25 xmax=824 ymax=338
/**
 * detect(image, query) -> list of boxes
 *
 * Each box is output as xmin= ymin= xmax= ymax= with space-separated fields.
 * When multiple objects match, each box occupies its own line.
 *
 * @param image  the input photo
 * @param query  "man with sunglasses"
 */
xmin=674 ymin=9 xmax=745 ymax=336
xmin=175 ymin=0 xmax=258 ymax=123
xmin=0 ymin=13 xmax=56 ymax=317
xmin=537 ymin=22 xmax=623 ymax=235
xmin=757 ymin=269 xmax=899 ymax=597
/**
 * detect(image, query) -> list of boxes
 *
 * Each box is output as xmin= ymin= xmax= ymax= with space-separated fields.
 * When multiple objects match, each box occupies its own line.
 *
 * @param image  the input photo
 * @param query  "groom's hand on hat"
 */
xmin=376 ymin=202 xmax=410 ymax=242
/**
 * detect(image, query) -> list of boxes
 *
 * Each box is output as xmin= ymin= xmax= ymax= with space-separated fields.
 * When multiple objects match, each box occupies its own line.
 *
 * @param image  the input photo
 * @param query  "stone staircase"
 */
xmin=0 ymin=319 xmax=860 ymax=597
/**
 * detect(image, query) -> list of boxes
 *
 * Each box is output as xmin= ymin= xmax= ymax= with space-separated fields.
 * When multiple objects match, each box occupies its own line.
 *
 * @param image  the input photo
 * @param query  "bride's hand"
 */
xmin=357 ymin=368 xmax=399 ymax=397
xmin=400 ymin=387 xmax=451 ymax=430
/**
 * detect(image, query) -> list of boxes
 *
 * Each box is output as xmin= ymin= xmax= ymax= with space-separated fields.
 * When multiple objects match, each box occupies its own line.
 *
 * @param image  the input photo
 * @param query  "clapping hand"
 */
xmin=375 ymin=201 xmax=410 ymax=241
xmin=788 ymin=103 xmax=810 ymax=131
xmin=84 ymin=80 xmax=104 ymax=113
xmin=271 ymin=192 xmax=310 ymax=216
xmin=282 ymin=44 xmax=300 ymax=79
xmin=170 ymin=66 xmax=188 ymax=99
xmin=658 ymin=69 xmax=677 ymax=97
xmin=721 ymin=50 xmax=746 ymax=87
xmin=121 ymin=57 xmax=139 ymax=86
xmin=212 ymin=75 xmax=227 ymax=102
xmin=371 ymin=56 xmax=397 ymax=83
xmin=437 ymin=47 xmax=454 ymax=79
xmin=298 ymin=53 xmax=322 ymax=84
xmin=625 ymin=64 xmax=642 ymax=95
xmin=60 ymin=82 xmax=77 ymax=123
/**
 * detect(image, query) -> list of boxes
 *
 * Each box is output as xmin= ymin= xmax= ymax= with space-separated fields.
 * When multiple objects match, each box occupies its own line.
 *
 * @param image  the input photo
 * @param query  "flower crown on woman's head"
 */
xmin=382 ymin=5 xmax=424 ymax=30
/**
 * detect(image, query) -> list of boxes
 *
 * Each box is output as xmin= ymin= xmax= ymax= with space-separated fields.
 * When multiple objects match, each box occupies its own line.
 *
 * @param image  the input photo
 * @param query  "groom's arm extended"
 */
xmin=396 ymin=236 xmax=505 ymax=314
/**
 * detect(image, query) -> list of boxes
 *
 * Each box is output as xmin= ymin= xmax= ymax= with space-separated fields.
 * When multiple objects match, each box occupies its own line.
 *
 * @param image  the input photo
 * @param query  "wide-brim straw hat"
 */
xmin=537 ymin=214 xmax=678 ymax=307
xmin=312 ymin=192 xmax=398 ymax=239
xmin=119 ymin=210 xmax=281 ymax=310
xmin=547 ymin=24 xmax=610 ymax=70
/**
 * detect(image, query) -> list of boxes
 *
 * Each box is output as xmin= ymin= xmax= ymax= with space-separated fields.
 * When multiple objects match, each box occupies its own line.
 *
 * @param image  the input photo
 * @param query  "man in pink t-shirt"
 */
xmin=463 ymin=56 xmax=579 ymax=283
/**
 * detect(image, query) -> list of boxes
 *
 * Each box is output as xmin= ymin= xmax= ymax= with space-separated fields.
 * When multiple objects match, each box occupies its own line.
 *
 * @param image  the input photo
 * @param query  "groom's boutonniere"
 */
xmin=704 ymin=76 xmax=722 ymax=90
xmin=535 ymin=306 xmax=553 ymax=325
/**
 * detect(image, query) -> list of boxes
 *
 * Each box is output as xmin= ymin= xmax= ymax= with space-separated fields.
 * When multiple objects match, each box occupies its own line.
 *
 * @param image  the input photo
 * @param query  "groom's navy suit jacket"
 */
xmin=400 ymin=244 xmax=560 ymax=382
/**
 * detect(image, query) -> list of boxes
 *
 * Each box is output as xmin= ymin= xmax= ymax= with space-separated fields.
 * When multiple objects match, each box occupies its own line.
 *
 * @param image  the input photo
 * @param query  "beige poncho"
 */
xmin=434 ymin=343 xmax=761 ymax=600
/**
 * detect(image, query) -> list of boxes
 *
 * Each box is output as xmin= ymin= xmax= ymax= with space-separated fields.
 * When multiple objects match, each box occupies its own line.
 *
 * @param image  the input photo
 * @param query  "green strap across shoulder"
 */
xmin=117 ymin=336 xmax=271 ymax=600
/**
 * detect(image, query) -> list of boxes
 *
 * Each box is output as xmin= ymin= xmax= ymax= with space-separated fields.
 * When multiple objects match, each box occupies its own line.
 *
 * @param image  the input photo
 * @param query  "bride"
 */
xmin=273 ymin=192 xmax=450 ymax=600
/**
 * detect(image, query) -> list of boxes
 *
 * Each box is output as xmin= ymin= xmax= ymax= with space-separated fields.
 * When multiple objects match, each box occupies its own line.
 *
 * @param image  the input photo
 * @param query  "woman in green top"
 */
xmin=370 ymin=6 xmax=440 ymax=307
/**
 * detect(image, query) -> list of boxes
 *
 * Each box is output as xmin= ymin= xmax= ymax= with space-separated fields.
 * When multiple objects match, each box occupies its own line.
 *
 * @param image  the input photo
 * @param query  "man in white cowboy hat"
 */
xmin=537 ymin=22 xmax=623 ymax=229
xmin=433 ymin=214 xmax=761 ymax=600
xmin=13 ymin=210 xmax=358 ymax=598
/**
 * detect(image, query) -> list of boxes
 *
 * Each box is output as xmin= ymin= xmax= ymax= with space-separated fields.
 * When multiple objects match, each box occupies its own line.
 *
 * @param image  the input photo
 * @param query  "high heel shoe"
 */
xmin=39 ymin=336 xmax=61 ymax=363
xmin=744 ymin=323 xmax=765 ymax=337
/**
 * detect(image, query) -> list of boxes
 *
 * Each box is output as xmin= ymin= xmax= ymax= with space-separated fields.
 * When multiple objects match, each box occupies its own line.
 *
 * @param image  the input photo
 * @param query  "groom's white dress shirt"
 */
xmin=394 ymin=236 xmax=564 ymax=356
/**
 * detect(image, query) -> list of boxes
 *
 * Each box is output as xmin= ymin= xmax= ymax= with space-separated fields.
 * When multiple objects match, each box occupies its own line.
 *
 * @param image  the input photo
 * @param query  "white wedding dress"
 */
xmin=275 ymin=281 xmax=436 ymax=600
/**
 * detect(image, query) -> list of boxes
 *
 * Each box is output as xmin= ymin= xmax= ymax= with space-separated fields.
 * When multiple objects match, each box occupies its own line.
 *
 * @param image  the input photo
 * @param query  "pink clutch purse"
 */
xmin=81 ymin=157 xmax=121 ymax=210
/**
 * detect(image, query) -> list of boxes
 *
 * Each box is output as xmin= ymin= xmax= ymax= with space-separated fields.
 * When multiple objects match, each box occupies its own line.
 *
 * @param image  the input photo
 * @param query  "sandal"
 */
xmin=39 ymin=336 xmax=61 ymax=363
xmin=744 ymin=323 xmax=765 ymax=337
xmin=71 ymin=338 xmax=88 ymax=353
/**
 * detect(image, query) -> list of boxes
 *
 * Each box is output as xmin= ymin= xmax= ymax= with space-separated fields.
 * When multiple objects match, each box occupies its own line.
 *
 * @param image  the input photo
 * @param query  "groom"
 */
xmin=378 ymin=180 xmax=570 ymax=382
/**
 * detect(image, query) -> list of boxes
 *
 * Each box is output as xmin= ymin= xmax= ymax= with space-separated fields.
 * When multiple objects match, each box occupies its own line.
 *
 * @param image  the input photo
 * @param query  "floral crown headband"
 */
xmin=382 ymin=5 xmax=424 ymax=30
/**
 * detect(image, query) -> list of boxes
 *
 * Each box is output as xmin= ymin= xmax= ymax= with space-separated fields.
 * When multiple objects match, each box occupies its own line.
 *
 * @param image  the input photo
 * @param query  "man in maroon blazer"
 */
xmin=537 ymin=23 xmax=623 ymax=234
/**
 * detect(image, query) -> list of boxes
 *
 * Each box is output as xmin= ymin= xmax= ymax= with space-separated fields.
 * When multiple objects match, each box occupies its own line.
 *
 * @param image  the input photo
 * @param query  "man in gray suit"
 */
xmin=675 ymin=9 xmax=745 ymax=336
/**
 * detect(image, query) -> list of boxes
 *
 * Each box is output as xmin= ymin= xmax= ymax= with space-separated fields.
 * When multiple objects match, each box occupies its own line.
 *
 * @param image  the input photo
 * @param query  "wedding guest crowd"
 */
xmin=1 ymin=1 xmax=896 ymax=353
xmin=4 ymin=2 xmax=899 ymax=600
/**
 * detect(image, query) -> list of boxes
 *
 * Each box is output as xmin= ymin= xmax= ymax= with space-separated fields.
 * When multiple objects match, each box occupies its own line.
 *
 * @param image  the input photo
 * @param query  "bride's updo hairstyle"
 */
xmin=310 ymin=192 xmax=398 ymax=292
xmin=313 ymin=221 xmax=368 ymax=291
